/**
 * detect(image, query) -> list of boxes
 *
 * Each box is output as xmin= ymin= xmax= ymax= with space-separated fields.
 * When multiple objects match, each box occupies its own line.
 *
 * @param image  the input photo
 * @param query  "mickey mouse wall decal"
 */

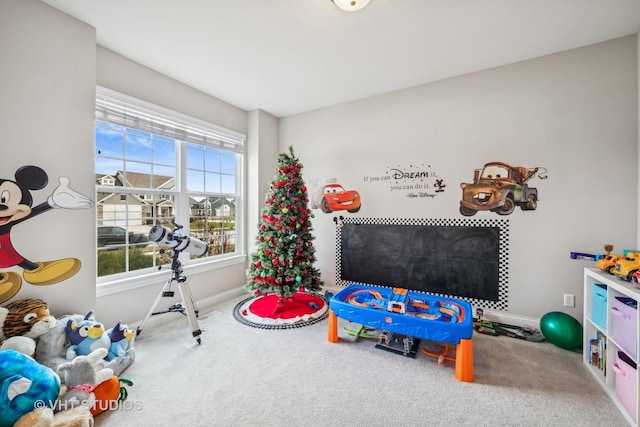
xmin=0 ymin=165 xmax=94 ymax=303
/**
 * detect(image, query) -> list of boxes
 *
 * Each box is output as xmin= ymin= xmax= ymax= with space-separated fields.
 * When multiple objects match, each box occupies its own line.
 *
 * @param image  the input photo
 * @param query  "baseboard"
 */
xmin=322 ymin=285 xmax=343 ymax=295
xmin=131 ymin=287 xmax=247 ymax=330
xmin=197 ymin=287 xmax=247 ymax=313
xmin=476 ymin=308 xmax=541 ymax=329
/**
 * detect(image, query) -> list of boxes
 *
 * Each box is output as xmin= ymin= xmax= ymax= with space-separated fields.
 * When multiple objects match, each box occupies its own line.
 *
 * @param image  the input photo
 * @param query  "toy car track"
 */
xmin=473 ymin=318 xmax=545 ymax=342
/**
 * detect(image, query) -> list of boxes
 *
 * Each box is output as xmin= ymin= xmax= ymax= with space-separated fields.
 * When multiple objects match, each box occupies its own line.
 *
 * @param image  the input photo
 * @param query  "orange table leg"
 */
xmin=328 ymin=309 xmax=339 ymax=343
xmin=455 ymin=338 xmax=474 ymax=382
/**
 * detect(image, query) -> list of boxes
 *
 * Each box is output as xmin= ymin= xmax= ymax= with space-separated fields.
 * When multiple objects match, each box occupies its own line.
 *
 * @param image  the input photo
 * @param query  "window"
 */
xmin=95 ymin=87 xmax=245 ymax=280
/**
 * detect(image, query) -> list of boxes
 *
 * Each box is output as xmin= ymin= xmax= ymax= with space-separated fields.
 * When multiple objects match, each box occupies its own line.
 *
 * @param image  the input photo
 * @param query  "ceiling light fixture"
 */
xmin=332 ymin=0 xmax=371 ymax=12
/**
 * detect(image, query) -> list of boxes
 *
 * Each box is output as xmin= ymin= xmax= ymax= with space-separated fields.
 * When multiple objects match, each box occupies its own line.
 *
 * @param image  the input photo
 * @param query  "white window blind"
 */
xmin=96 ymin=91 xmax=245 ymax=153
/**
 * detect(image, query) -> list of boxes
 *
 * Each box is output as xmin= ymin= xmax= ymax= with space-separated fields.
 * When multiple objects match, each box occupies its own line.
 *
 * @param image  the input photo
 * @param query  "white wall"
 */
xmin=247 ymin=110 xmax=280 ymax=256
xmin=280 ymin=36 xmax=639 ymax=322
xmin=97 ymin=46 xmax=247 ymax=136
xmin=637 ymin=32 xmax=640 ymax=247
xmin=0 ymin=0 xmax=97 ymax=315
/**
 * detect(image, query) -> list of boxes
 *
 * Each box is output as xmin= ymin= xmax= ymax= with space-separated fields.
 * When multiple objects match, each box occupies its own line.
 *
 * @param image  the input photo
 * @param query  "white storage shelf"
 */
xmin=584 ymin=267 xmax=639 ymax=426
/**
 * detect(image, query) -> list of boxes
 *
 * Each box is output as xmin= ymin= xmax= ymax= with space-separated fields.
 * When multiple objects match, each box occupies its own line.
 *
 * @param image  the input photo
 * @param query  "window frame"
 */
xmin=95 ymin=86 xmax=247 ymax=294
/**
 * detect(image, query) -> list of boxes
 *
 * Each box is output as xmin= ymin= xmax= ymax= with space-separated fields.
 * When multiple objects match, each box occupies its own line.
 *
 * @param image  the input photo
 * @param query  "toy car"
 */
xmin=613 ymin=252 xmax=640 ymax=281
xmin=595 ymin=254 xmax=624 ymax=274
xmin=631 ymin=271 xmax=640 ymax=288
xmin=311 ymin=183 xmax=361 ymax=213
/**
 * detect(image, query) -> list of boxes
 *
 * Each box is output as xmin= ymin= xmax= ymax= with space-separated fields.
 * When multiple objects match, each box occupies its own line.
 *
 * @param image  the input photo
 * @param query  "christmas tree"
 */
xmin=245 ymin=146 xmax=323 ymax=299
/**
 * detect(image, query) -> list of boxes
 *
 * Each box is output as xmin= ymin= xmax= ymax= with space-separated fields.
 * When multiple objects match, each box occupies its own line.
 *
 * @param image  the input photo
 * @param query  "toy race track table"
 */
xmin=327 ymin=284 xmax=474 ymax=382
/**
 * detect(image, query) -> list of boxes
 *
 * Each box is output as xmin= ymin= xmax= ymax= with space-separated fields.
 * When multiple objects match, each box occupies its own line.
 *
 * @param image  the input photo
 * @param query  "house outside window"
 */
xmin=95 ymin=87 xmax=245 ymax=281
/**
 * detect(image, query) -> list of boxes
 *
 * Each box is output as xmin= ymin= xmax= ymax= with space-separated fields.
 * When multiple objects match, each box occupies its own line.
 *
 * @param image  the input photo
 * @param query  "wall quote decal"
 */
xmin=363 ymin=163 xmax=445 ymax=199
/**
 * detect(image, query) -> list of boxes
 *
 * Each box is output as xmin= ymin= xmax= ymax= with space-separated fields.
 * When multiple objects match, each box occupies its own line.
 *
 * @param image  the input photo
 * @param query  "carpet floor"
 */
xmin=94 ymin=295 xmax=630 ymax=427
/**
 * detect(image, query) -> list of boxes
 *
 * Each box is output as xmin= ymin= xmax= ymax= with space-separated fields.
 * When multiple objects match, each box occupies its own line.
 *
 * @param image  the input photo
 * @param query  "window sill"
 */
xmin=96 ymin=254 xmax=247 ymax=298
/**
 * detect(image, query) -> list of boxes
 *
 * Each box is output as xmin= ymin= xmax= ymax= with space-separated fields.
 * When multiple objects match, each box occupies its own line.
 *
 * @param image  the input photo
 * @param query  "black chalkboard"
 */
xmin=339 ymin=223 xmax=500 ymax=301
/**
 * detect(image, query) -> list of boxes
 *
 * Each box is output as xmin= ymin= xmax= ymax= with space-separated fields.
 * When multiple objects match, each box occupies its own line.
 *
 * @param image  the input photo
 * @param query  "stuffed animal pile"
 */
xmin=0 ymin=299 xmax=135 ymax=427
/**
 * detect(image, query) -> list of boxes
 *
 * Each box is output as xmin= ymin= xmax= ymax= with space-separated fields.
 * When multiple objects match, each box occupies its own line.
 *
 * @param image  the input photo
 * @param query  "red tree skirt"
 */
xmin=237 ymin=292 xmax=328 ymax=327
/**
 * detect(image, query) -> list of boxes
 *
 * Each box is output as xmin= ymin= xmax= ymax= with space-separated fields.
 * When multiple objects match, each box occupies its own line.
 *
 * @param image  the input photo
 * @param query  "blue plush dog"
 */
xmin=65 ymin=311 xmax=110 ymax=360
xmin=106 ymin=321 xmax=135 ymax=361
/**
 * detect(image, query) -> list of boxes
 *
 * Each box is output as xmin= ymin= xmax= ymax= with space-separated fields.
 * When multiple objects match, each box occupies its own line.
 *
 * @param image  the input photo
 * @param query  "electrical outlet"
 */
xmin=563 ymin=293 xmax=575 ymax=307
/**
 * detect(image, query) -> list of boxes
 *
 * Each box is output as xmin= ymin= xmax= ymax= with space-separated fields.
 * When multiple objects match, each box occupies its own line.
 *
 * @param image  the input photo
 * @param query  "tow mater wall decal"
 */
xmin=459 ymin=162 xmax=547 ymax=216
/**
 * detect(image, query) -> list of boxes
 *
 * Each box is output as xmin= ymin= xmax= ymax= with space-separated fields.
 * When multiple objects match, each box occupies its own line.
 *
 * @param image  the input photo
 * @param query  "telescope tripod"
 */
xmin=136 ymin=249 xmax=202 ymax=345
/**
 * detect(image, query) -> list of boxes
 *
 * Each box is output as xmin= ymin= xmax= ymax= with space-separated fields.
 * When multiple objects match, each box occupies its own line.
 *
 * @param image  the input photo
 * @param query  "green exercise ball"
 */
xmin=540 ymin=311 xmax=583 ymax=350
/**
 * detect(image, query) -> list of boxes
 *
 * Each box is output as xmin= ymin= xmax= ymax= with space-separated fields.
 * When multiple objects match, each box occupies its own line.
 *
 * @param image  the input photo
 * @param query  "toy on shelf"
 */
xmin=592 ymin=244 xmax=622 ymax=275
xmin=571 ymin=244 xmax=623 ymax=264
xmin=570 ymin=252 xmax=598 ymax=261
xmin=570 ymin=243 xmax=640 ymax=281
xmin=631 ymin=271 xmax=640 ymax=288
xmin=596 ymin=253 xmax=625 ymax=274
xmin=612 ymin=252 xmax=640 ymax=281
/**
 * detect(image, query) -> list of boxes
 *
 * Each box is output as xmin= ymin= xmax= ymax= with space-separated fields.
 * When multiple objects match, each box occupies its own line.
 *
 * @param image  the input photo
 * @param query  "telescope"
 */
xmin=148 ymin=224 xmax=208 ymax=257
xmin=139 ymin=223 xmax=206 ymax=345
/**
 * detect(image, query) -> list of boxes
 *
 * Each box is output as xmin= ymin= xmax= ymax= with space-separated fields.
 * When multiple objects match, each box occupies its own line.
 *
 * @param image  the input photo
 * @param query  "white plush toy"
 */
xmin=55 ymin=348 xmax=114 ymax=412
